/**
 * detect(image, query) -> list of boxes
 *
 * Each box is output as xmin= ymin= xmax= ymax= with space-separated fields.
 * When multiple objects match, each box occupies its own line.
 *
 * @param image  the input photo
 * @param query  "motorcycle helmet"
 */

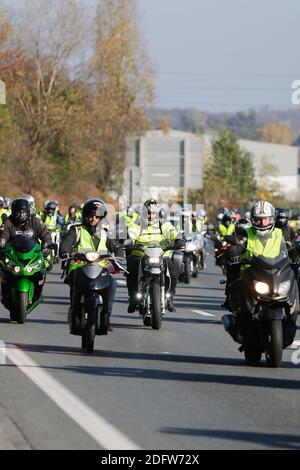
xmin=234 ymin=217 xmax=251 ymax=237
xmin=197 ymin=208 xmax=206 ymax=220
xmin=11 ymin=199 xmax=30 ymax=225
xmin=45 ymin=201 xmax=58 ymax=216
xmin=82 ymin=198 xmax=107 ymax=225
xmin=275 ymin=208 xmax=289 ymax=229
xmin=23 ymin=194 xmax=36 ymax=216
xmin=250 ymin=200 xmax=275 ymax=237
xmin=3 ymin=197 xmax=12 ymax=210
xmin=141 ymin=199 xmax=161 ymax=225
xmin=222 ymin=213 xmax=233 ymax=228
xmin=0 ymin=196 xmax=4 ymax=208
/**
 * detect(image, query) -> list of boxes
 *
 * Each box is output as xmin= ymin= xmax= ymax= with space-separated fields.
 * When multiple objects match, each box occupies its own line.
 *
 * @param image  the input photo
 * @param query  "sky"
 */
xmin=138 ymin=0 xmax=300 ymax=112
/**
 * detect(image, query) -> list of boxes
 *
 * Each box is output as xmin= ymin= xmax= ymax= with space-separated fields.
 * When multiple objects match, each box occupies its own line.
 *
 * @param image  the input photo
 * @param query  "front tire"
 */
xmin=16 ymin=292 xmax=28 ymax=325
xmin=183 ymin=260 xmax=191 ymax=284
xmin=151 ymin=282 xmax=162 ymax=330
xmin=82 ymin=324 xmax=95 ymax=353
xmin=266 ymin=320 xmax=283 ymax=368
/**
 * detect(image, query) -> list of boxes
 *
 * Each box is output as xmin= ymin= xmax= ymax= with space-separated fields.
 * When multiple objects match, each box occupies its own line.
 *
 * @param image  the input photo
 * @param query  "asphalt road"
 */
xmin=0 ymin=250 xmax=299 ymax=450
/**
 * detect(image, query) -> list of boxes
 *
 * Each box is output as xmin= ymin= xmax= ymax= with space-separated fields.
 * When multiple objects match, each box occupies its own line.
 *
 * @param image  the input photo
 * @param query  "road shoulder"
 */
xmin=0 ymin=405 xmax=31 ymax=450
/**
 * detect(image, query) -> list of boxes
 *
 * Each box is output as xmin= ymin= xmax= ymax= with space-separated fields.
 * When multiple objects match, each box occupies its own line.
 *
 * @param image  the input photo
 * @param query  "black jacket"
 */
xmin=0 ymin=216 xmax=52 ymax=249
xmin=59 ymin=224 xmax=116 ymax=256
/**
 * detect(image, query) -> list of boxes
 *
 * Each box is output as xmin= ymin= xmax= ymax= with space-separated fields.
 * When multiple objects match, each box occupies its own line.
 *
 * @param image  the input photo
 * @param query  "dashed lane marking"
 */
xmin=191 ymin=310 xmax=215 ymax=317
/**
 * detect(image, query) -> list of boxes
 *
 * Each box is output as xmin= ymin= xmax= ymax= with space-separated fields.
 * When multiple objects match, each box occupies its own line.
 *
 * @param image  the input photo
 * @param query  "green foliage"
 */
xmin=203 ymin=130 xmax=257 ymax=214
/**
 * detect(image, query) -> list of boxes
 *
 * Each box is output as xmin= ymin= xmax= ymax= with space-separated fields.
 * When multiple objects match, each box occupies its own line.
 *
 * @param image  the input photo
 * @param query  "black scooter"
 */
xmin=63 ymin=251 xmax=125 ymax=353
xmin=228 ymin=254 xmax=299 ymax=367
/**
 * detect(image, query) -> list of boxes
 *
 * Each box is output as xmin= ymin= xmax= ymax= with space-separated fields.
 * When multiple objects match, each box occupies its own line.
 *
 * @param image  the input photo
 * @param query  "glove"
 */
xmin=174 ymin=238 xmax=185 ymax=250
xmin=42 ymin=248 xmax=52 ymax=258
xmin=60 ymin=252 xmax=69 ymax=260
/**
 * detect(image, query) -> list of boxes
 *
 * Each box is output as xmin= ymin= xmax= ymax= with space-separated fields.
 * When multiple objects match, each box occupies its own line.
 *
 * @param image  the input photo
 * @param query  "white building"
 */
xmin=126 ymin=130 xmax=300 ymax=203
xmin=126 ymin=130 xmax=203 ymax=203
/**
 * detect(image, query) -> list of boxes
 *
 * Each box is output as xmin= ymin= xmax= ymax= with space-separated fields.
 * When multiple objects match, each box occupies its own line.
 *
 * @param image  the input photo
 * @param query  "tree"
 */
xmin=90 ymin=0 xmax=154 ymax=192
xmin=203 ymin=130 xmax=257 ymax=216
xmin=256 ymin=122 xmax=293 ymax=145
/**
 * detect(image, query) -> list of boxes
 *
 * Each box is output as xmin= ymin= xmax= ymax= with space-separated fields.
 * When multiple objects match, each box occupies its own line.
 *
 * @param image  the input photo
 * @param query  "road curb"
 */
xmin=0 ymin=405 xmax=32 ymax=450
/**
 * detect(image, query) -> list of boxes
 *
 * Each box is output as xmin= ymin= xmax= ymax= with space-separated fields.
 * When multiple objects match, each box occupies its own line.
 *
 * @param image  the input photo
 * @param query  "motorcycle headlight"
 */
xmin=149 ymin=257 xmax=160 ymax=264
xmin=14 ymin=266 xmax=21 ymax=273
xmin=278 ymin=280 xmax=291 ymax=296
xmin=85 ymin=252 xmax=100 ymax=263
xmin=254 ymin=282 xmax=270 ymax=295
xmin=26 ymin=266 xmax=33 ymax=273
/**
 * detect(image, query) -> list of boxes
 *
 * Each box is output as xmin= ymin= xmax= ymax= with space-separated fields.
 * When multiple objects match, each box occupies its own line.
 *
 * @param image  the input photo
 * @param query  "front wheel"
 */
xmin=15 ymin=292 xmax=28 ymax=325
xmin=82 ymin=324 xmax=95 ymax=353
xmin=151 ymin=282 xmax=162 ymax=330
xmin=266 ymin=320 xmax=283 ymax=368
xmin=183 ymin=260 xmax=191 ymax=284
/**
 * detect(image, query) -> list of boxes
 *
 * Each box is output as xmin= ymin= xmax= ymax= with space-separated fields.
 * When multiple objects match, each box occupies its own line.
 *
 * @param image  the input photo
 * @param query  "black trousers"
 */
xmin=126 ymin=255 xmax=178 ymax=298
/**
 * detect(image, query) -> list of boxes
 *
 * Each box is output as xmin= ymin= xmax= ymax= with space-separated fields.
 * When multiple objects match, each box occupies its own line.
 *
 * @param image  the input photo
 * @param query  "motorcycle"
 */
xmin=177 ymin=232 xmax=206 ymax=283
xmin=63 ymin=250 xmax=126 ymax=353
xmin=228 ymin=253 xmax=299 ymax=367
xmin=0 ymin=236 xmax=48 ymax=324
xmin=127 ymin=241 xmax=182 ymax=330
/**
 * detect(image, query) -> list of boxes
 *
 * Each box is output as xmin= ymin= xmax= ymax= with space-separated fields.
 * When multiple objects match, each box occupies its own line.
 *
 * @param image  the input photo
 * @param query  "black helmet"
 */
xmin=222 ymin=213 xmax=233 ymax=228
xmin=45 ymin=200 xmax=58 ymax=216
xmin=275 ymin=208 xmax=289 ymax=229
xmin=11 ymin=199 xmax=30 ymax=225
xmin=82 ymin=198 xmax=107 ymax=224
xmin=235 ymin=217 xmax=251 ymax=237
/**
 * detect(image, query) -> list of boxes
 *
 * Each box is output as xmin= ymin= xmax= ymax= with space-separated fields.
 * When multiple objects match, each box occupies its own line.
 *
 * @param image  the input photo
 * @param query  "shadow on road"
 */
xmin=160 ymin=427 xmax=300 ymax=450
xmin=27 ymin=319 xmax=67 ymax=325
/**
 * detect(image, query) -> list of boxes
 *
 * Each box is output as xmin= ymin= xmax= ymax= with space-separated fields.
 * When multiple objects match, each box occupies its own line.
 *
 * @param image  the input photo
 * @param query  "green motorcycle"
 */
xmin=0 ymin=236 xmax=47 ymax=324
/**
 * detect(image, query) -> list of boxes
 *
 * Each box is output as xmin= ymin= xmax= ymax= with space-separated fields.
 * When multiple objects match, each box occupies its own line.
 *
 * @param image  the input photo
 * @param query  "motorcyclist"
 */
xmin=222 ymin=200 xmax=297 ymax=347
xmin=64 ymin=204 xmax=81 ymax=225
xmin=221 ymin=217 xmax=252 ymax=310
xmin=0 ymin=197 xmax=9 ymax=224
xmin=175 ymin=208 xmax=193 ymax=237
xmin=218 ymin=211 xmax=235 ymax=240
xmin=59 ymin=198 xmax=118 ymax=331
xmin=22 ymin=194 xmax=39 ymax=218
xmin=0 ymin=198 xmax=52 ymax=255
xmin=275 ymin=208 xmax=296 ymax=249
xmin=126 ymin=199 xmax=184 ymax=313
xmin=3 ymin=197 xmax=11 ymax=216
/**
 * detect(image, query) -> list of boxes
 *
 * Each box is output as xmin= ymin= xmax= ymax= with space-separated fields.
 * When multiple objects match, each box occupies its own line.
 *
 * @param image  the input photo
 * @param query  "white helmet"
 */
xmin=23 ymin=194 xmax=36 ymax=216
xmin=197 ymin=208 xmax=206 ymax=219
xmin=179 ymin=208 xmax=192 ymax=218
xmin=250 ymin=200 xmax=275 ymax=237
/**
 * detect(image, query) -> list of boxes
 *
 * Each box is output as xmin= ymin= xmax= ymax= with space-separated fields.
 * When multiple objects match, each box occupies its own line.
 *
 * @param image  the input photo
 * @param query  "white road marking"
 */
xmin=5 ymin=344 xmax=140 ymax=450
xmin=117 ymin=280 xmax=127 ymax=286
xmin=290 ymin=340 xmax=300 ymax=350
xmin=191 ymin=310 xmax=215 ymax=317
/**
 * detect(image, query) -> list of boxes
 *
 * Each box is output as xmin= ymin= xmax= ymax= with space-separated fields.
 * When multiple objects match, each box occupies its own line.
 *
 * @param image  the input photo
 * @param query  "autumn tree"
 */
xmin=89 ymin=0 xmax=154 ymax=193
xmin=256 ymin=122 xmax=293 ymax=145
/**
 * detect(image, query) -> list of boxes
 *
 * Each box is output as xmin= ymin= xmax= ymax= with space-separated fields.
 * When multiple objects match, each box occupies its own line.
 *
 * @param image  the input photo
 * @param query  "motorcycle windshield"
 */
xmin=11 ymin=236 xmax=37 ymax=254
xmin=252 ymin=253 xmax=289 ymax=269
xmin=144 ymin=247 xmax=164 ymax=257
